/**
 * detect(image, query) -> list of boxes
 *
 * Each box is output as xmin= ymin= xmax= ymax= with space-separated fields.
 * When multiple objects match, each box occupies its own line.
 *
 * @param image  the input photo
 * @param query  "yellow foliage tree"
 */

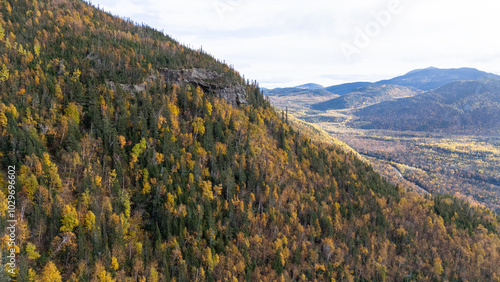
xmin=60 ymin=205 xmax=79 ymax=232
xmin=55 ymin=83 xmax=63 ymax=101
xmin=0 ymin=22 xmax=4 ymax=40
xmin=433 ymin=257 xmax=444 ymax=276
xmin=0 ymin=64 xmax=9 ymax=81
xmin=111 ymin=257 xmax=119 ymax=271
xmin=26 ymin=242 xmax=41 ymax=260
xmin=118 ymin=135 xmax=126 ymax=149
xmin=42 ymin=152 xmax=62 ymax=190
xmin=0 ymin=112 xmax=7 ymax=128
xmin=205 ymin=101 xmax=213 ymax=115
xmin=65 ymin=102 xmax=80 ymax=124
xmin=192 ymin=117 xmax=205 ymax=138
xmin=40 ymin=261 xmax=62 ymax=282
xmin=85 ymin=211 xmax=96 ymax=232
xmin=155 ymin=152 xmax=164 ymax=164
xmin=141 ymin=169 xmax=151 ymax=194
xmin=0 ymin=190 xmax=7 ymax=217
xmin=201 ymin=180 xmax=214 ymax=201
xmin=96 ymin=261 xmax=115 ymax=282
xmin=149 ymin=265 xmax=159 ymax=282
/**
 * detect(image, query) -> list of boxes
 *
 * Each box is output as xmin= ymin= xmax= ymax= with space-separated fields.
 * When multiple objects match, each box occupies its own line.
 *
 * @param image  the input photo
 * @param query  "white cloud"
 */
xmin=89 ymin=0 xmax=500 ymax=88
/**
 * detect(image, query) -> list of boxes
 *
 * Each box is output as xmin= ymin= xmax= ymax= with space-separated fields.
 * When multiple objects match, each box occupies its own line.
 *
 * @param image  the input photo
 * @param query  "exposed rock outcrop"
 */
xmin=160 ymin=68 xmax=247 ymax=106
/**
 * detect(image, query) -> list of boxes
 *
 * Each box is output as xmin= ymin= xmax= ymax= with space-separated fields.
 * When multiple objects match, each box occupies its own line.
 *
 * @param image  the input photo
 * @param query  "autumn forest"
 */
xmin=0 ymin=0 xmax=499 ymax=281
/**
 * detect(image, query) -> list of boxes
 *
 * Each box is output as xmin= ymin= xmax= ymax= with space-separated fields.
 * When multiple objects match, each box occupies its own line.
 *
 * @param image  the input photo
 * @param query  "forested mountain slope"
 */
xmin=0 ymin=1 xmax=499 ymax=281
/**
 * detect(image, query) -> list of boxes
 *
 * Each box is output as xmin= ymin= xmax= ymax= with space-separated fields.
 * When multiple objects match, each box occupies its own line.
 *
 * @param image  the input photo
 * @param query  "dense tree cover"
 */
xmin=0 ymin=0 xmax=499 ymax=281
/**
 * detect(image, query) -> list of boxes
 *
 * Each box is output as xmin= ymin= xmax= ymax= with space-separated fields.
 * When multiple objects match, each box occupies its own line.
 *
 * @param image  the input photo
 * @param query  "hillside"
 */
xmin=0 ymin=1 xmax=499 ymax=281
xmin=312 ymin=85 xmax=421 ymax=111
xmin=264 ymin=87 xmax=335 ymax=97
xmin=354 ymin=79 xmax=500 ymax=134
xmin=325 ymin=81 xmax=373 ymax=95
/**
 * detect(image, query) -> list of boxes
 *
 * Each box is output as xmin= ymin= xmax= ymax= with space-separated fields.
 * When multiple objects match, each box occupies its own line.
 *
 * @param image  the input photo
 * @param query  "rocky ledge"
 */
xmin=160 ymin=68 xmax=247 ymax=106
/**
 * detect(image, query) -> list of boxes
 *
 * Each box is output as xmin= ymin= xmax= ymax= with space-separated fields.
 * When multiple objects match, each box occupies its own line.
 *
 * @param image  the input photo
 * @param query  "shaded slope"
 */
xmin=324 ymin=81 xmax=373 ymax=95
xmin=312 ymin=84 xmax=421 ymax=111
xmin=354 ymin=79 xmax=500 ymax=133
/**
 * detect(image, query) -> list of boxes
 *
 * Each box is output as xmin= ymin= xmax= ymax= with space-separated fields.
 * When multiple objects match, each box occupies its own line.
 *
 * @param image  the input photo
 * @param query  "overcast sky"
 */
xmin=89 ymin=0 xmax=500 ymax=88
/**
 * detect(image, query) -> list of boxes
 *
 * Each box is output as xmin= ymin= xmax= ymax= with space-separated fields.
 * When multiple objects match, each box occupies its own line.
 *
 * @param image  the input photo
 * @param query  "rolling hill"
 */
xmin=312 ymin=84 xmax=422 ymax=111
xmin=324 ymin=81 xmax=373 ymax=95
xmin=295 ymin=83 xmax=324 ymax=90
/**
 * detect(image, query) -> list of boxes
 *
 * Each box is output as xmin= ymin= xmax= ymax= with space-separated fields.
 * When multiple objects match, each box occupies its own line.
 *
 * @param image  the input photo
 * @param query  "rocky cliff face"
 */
xmin=160 ymin=68 xmax=247 ymax=106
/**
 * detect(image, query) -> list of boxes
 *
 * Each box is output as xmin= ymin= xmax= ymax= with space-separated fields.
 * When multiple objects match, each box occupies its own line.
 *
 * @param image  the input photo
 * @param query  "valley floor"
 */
xmin=320 ymin=123 xmax=500 ymax=213
xmin=268 ymin=93 xmax=500 ymax=214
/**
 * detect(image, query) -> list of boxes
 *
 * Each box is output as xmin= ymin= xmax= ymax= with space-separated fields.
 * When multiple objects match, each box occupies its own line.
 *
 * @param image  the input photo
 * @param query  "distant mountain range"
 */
xmin=375 ymin=67 xmax=499 ymax=91
xmin=353 ymin=79 xmax=500 ymax=133
xmin=264 ymin=86 xmax=336 ymax=98
xmin=264 ymin=67 xmax=500 ymax=134
xmin=265 ymin=67 xmax=499 ymax=97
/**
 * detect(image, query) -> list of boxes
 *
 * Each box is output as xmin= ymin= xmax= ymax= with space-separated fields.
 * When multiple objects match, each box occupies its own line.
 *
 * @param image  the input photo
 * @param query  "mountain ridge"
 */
xmin=374 ymin=67 xmax=499 ymax=91
xmin=264 ymin=67 xmax=499 ymax=98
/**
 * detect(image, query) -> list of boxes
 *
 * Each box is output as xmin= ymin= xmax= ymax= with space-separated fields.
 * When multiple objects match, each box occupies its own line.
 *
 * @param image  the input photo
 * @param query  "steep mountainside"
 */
xmin=312 ymin=85 xmax=421 ymax=111
xmin=354 ymin=79 xmax=500 ymax=134
xmin=0 ymin=1 xmax=499 ymax=281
